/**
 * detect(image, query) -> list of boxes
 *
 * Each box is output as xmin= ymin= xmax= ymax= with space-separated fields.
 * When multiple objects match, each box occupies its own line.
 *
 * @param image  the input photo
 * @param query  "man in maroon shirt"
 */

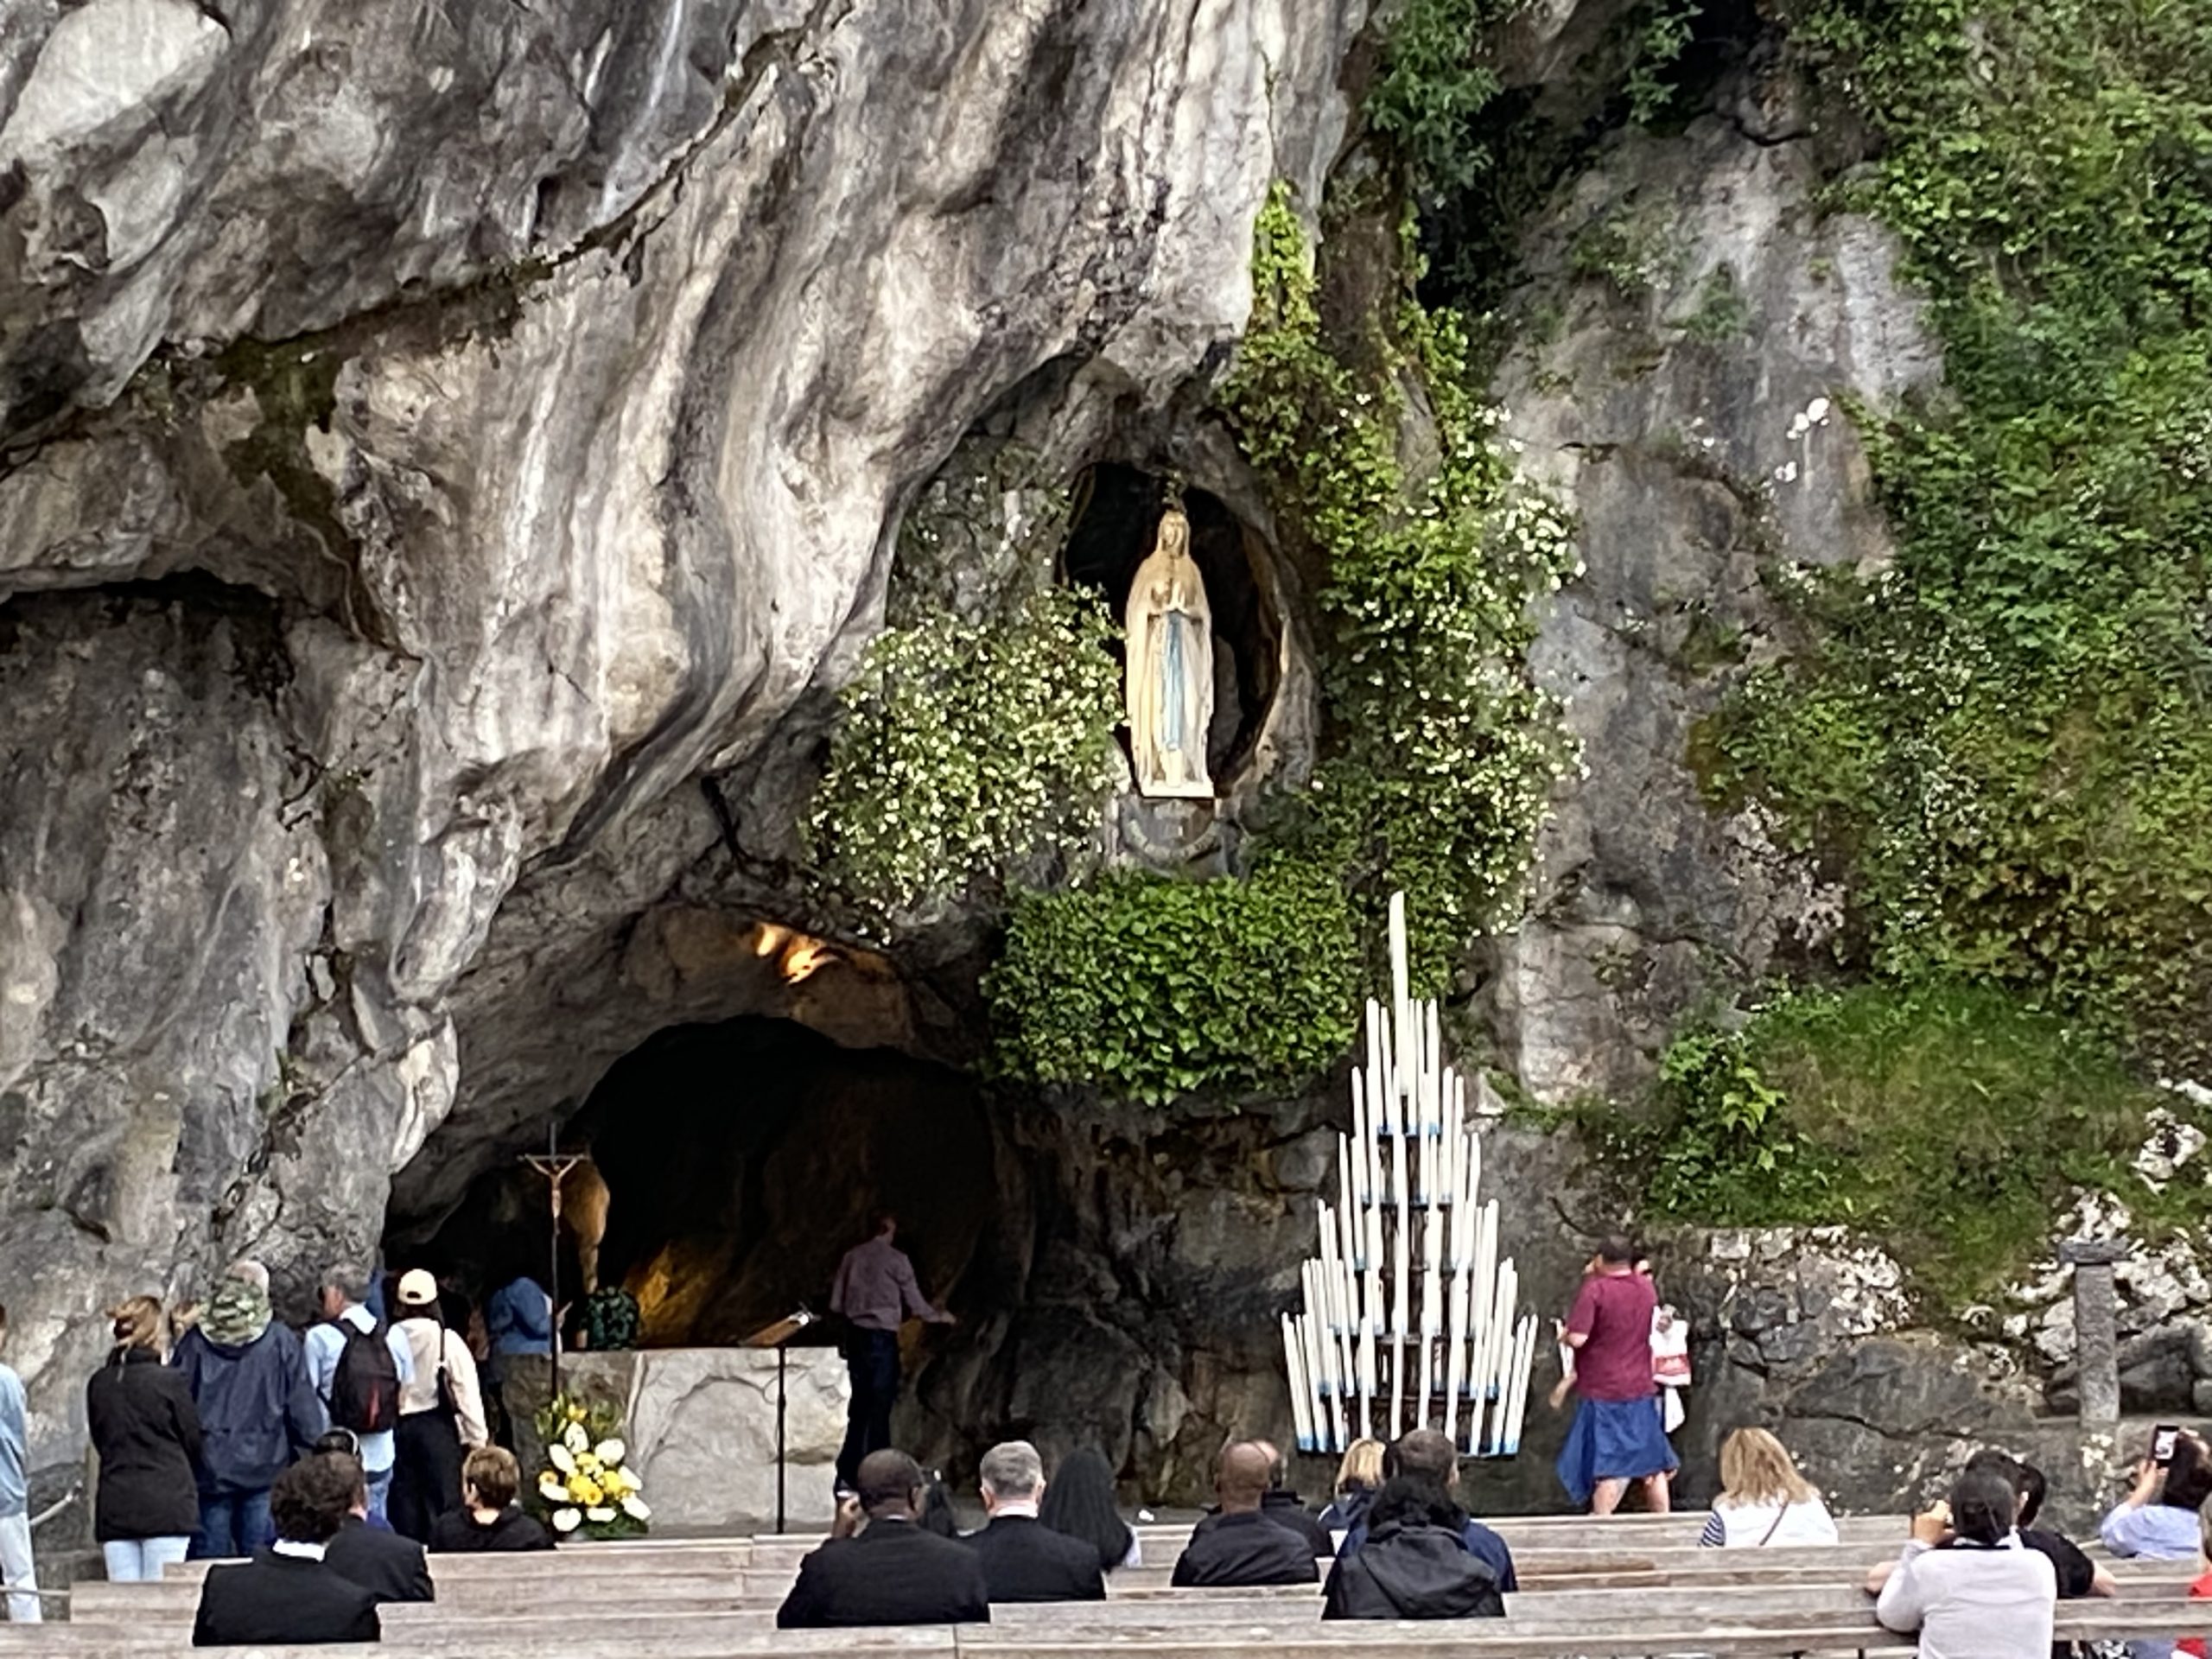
xmin=1554 ymin=1236 xmax=1675 ymax=1515
xmin=830 ymin=1211 xmax=954 ymax=1495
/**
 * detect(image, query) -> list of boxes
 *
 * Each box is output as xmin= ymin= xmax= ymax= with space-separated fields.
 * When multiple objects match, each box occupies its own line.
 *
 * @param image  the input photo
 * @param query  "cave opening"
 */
xmin=1061 ymin=463 xmax=1281 ymax=789
xmin=404 ymin=1016 xmax=999 ymax=1351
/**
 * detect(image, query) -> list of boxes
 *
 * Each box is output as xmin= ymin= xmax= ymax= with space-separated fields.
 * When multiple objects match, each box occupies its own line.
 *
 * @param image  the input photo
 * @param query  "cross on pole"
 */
xmin=521 ymin=1127 xmax=592 ymax=1402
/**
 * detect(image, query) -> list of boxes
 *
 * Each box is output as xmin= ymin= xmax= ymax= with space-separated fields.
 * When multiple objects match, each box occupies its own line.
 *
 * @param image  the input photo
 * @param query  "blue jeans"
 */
xmin=836 ymin=1331 xmax=903 ymax=1491
xmin=192 ymin=1490 xmax=272 ymax=1559
xmin=102 ymin=1537 xmax=191 ymax=1581
xmin=364 ymin=1464 xmax=393 ymax=1523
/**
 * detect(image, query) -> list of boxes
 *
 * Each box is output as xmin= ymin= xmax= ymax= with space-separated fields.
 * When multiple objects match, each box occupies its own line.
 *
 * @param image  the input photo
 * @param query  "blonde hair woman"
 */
xmin=86 ymin=1296 xmax=203 ymax=1580
xmin=1699 ymin=1427 xmax=1840 ymax=1547
xmin=1319 ymin=1438 xmax=1386 ymax=1537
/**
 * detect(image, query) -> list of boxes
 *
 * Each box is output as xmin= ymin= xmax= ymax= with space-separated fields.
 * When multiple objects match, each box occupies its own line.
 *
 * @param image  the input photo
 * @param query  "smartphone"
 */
xmin=2152 ymin=1423 xmax=2182 ymax=1465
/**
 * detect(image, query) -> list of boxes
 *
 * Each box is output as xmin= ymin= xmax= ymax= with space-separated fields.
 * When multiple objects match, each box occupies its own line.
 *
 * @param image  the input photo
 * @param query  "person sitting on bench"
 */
xmin=1874 ymin=1465 xmax=2054 ymax=1659
xmin=1322 ymin=1471 xmax=1504 ymax=1621
xmin=1173 ymin=1442 xmax=1319 ymax=1588
xmin=777 ymin=1449 xmax=991 ymax=1628
xmin=961 ymin=1440 xmax=1106 ymax=1604
xmin=192 ymin=1455 xmax=381 ymax=1648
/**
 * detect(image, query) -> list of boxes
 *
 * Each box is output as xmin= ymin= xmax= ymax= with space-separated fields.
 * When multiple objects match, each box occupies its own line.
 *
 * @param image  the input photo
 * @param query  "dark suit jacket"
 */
xmin=192 ymin=1550 xmax=382 ymax=1647
xmin=776 ymin=1516 xmax=994 ymax=1628
xmin=1173 ymin=1510 xmax=1322 ymax=1587
xmin=325 ymin=1514 xmax=435 ymax=1605
xmin=963 ymin=1514 xmax=1108 ymax=1604
xmin=1261 ymin=1491 xmax=1335 ymax=1560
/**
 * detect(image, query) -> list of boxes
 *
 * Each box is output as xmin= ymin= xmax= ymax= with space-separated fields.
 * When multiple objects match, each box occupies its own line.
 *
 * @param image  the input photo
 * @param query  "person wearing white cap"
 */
xmin=387 ymin=1270 xmax=487 ymax=1544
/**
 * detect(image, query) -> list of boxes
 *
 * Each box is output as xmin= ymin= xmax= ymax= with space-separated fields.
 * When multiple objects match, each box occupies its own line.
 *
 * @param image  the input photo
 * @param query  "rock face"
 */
xmin=1481 ymin=98 xmax=1940 ymax=1101
xmin=0 ymin=0 xmax=1366 ymax=1494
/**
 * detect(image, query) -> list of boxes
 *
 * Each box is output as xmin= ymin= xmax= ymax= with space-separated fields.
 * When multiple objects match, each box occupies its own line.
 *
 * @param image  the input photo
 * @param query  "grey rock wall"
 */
xmin=0 ymin=0 xmax=1368 ymax=1486
xmin=1482 ymin=101 xmax=1940 ymax=1101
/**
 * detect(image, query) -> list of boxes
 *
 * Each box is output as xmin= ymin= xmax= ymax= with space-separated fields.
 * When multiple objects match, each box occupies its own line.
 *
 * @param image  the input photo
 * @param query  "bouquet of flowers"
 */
xmin=531 ymin=1391 xmax=651 ymax=1540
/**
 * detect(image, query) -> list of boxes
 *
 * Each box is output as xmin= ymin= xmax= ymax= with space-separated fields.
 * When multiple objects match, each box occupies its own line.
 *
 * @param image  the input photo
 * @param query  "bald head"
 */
xmin=1216 ymin=1441 xmax=1273 ymax=1513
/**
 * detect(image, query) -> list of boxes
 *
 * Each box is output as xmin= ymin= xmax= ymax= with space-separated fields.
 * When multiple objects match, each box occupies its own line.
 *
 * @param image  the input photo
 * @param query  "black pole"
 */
xmin=775 ymin=1342 xmax=789 ymax=1535
xmin=547 ymin=1126 xmax=563 ymax=1402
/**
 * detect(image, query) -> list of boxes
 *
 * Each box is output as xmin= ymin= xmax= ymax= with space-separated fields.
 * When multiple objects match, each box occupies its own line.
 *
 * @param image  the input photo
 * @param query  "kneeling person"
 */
xmin=963 ymin=1440 xmax=1106 ymax=1604
xmin=192 ymin=1456 xmax=381 ymax=1648
xmin=778 ymin=1449 xmax=992 ymax=1629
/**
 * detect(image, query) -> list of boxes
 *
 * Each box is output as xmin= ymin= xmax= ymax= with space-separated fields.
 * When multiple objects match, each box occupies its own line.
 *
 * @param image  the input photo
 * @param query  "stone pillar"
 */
xmin=2063 ymin=1239 xmax=2126 ymax=1425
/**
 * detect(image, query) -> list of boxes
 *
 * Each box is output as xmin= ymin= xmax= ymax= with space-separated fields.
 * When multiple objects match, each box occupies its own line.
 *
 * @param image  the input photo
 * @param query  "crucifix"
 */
xmin=521 ymin=1125 xmax=592 ymax=1401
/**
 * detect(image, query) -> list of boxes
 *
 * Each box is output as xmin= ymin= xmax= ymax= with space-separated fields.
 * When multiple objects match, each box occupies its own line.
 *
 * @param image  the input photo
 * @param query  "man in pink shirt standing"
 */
xmin=830 ymin=1211 xmax=954 ymax=1496
xmin=1554 ymin=1236 xmax=1676 ymax=1515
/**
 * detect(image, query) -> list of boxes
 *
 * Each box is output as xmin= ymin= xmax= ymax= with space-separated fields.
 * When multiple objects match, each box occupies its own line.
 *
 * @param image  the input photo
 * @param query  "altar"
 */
xmin=501 ymin=1347 xmax=849 ymax=1533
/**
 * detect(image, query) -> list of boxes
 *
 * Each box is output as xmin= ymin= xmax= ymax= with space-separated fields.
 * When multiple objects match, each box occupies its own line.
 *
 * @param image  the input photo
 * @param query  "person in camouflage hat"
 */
xmin=173 ymin=1261 xmax=327 ymax=1556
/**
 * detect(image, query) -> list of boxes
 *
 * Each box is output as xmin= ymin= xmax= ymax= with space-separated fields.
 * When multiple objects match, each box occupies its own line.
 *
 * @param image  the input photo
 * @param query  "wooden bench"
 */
xmin=5 ymin=1604 xmax=2209 ymax=1659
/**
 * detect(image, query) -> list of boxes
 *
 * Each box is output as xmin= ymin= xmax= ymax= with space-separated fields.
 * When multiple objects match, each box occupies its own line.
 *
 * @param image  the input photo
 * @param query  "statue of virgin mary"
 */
xmin=1123 ymin=506 xmax=1214 ymax=799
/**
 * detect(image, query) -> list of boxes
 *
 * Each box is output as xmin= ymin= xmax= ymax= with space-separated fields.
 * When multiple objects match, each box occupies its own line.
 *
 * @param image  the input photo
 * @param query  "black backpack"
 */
xmin=327 ymin=1319 xmax=402 ymax=1433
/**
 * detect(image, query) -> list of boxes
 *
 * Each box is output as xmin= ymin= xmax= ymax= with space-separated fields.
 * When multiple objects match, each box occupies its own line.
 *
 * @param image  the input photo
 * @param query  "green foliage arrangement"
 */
xmin=808 ymin=583 xmax=1120 ymax=913
xmin=984 ymin=861 xmax=1362 ymax=1104
xmin=1703 ymin=0 xmax=2212 ymax=1076
xmin=1584 ymin=982 xmax=2187 ymax=1305
xmin=1224 ymin=184 xmax=1580 ymax=994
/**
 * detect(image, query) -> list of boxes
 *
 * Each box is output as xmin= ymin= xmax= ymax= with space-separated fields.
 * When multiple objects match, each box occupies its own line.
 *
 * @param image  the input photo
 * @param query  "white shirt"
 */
xmin=1700 ymin=1493 xmax=1840 ymax=1548
xmin=392 ymin=1317 xmax=488 ymax=1448
xmin=1874 ymin=1537 xmax=2056 ymax=1659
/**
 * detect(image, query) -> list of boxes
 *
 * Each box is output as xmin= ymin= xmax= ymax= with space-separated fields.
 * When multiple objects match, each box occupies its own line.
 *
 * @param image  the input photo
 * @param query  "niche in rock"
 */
xmin=409 ymin=1018 xmax=997 ymax=1348
xmin=1062 ymin=464 xmax=1281 ymax=791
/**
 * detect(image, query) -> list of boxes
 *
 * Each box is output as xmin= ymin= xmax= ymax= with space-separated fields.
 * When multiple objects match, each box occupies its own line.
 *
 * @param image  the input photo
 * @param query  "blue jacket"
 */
xmin=172 ymin=1322 xmax=327 ymax=1495
xmin=485 ymin=1278 xmax=554 ymax=1357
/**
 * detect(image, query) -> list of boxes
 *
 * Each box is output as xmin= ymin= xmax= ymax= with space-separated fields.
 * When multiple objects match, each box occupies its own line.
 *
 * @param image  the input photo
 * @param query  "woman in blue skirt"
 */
xmin=1554 ymin=1236 xmax=1678 ymax=1513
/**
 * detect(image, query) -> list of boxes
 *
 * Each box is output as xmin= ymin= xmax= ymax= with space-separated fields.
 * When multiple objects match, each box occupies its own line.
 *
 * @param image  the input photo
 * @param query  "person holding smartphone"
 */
xmin=2102 ymin=1427 xmax=2212 ymax=1559
xmin=2101 ymin=1427 xmax=2212 ymax=1659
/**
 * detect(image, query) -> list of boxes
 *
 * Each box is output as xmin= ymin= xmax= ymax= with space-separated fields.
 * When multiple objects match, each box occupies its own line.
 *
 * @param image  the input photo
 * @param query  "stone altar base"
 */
xmin=501 ymin=1347 xmax=849 ymax=1534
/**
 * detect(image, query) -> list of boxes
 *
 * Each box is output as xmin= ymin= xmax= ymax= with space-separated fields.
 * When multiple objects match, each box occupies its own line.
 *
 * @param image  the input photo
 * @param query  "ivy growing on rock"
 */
xmin=1704 ymin=0 xmax=2212 ymax=1077
xmin=984 ymin=185 xmax=1577 ymax=1101
xmin=809 ymin=449 xmax=1121 ymax=914
xmin=1577 ymin=982 xmax=2187 ymax=1308
xmin=1227 ymin=184 xmax=1580 ymax=994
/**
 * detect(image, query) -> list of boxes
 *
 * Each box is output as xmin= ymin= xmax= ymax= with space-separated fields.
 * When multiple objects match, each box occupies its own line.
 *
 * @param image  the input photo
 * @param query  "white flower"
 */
xmin=593 ymin=1438 xmax=626 ymax=1467
xmin=620 ymin=1494 xmax=652 ymax=1522
xmin=563 ymin=1422 xmax=591 ymax=1454
xmin=552 ymin=1508 xmax=582 ymax=1534
xmin=548 ymin=1444 xmax=575 ymax=1474
xmin=586 ymin=1506 xmax=616 ymax=1523
xmin=537 ymin=1474 xmax=566 ymax=1502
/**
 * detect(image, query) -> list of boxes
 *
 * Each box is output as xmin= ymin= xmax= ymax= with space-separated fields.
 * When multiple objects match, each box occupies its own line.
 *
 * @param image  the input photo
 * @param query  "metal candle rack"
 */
xmin=1281 ymin=892 xmax=1539 ymax=1458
